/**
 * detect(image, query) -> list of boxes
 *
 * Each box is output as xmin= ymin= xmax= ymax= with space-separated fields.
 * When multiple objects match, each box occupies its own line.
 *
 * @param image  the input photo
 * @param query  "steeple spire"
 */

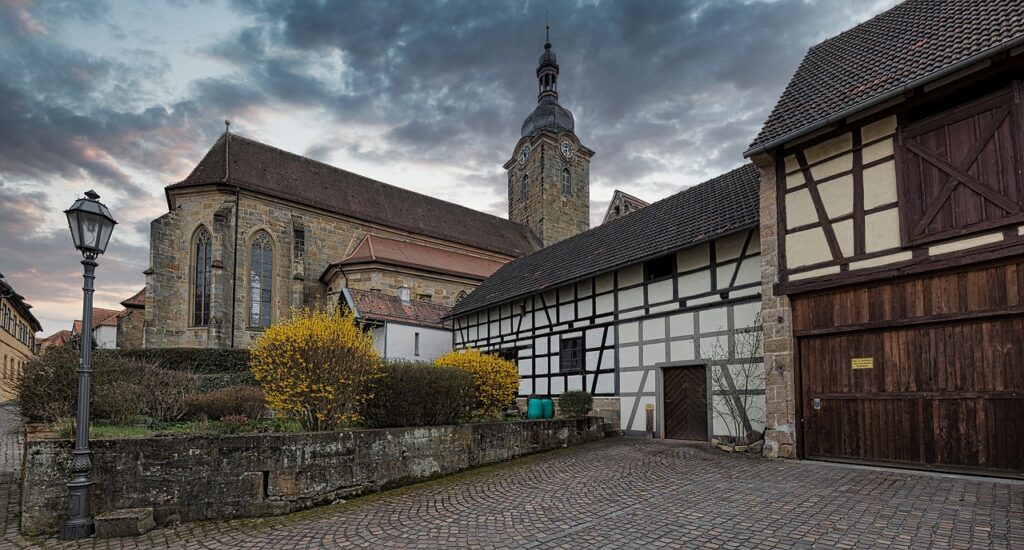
xmin=536 ymin=25 xmax=559 ymax=103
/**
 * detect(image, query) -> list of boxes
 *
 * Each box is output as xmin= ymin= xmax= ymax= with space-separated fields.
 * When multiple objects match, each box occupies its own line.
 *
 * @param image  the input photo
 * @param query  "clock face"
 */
xmin=560 ymin=140 xmax=575 ymax=160
xmin=519 ymin=145 xmax=530 ymax=167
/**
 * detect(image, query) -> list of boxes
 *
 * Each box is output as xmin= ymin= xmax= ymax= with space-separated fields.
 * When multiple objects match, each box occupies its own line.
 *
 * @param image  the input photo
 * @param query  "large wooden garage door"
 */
xmin=794 ymin=260 xmax=1024 ymax=478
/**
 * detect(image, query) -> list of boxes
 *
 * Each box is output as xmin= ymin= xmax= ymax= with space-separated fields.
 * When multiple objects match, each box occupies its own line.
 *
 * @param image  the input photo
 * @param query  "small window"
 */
xmin=559 ymin=337 xmax=583 ymax=373
xmin=456 ymin=290 xmax=468 ymax=303
xmin=414 ymin=333 xmax=420 ymax=357
xmin=418 ymin=294 xmax=432 ymax=302
xmin=561 ymin=168 xmax=572 ymax=196
xmin=521 ymin=174 xmax=529 ymax=200
xmin=644 ymin=254 xmax=675 ymax=281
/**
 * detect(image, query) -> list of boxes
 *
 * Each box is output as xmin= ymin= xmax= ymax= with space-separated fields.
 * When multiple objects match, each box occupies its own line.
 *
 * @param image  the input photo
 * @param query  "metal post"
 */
xmin=61 ymin=258 xmax=97 ymax=540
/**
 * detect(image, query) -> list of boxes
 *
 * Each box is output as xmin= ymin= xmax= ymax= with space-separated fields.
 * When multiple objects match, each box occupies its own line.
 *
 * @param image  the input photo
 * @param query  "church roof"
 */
xmin=167 ymin=133 xmax=541 ymax=258
xmin=746 ymin=0 xmax=1024 ymax=156
xmin=451 ymin=163 xmax=760 ymax=317
xmin=320 ymin=235 xmax=506 ymax=283
xmin=344 ymin=288 xmax=452 ymax=330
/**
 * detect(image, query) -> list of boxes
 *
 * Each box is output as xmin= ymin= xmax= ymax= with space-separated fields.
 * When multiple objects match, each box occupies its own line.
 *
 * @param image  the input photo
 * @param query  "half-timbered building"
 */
xmin=746 ymin=0 xmax=1024 ymax=476
xmin=451 ymin=165 xmax=763 ymax=438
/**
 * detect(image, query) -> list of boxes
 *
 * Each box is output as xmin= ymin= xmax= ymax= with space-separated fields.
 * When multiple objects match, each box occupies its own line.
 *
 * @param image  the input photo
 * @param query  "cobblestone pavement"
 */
xmin=2 ymin=434 xmax=1022 ymax=549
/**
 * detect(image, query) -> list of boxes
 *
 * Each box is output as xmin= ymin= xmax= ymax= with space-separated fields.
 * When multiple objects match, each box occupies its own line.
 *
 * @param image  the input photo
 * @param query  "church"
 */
xmin=143 ymin=34 xmax=592 ymax=356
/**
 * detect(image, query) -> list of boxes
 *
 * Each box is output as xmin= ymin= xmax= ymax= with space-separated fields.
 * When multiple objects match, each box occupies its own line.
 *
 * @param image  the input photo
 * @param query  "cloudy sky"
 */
xmin=0 ymin=0 xmax=900 ymax=336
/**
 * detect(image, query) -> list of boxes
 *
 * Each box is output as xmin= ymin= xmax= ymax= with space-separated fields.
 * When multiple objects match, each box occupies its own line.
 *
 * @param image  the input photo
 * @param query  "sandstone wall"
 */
xmin=145 ymin=189 xmax=512 ymax=348
xmin=21 ymin=418 xmax=607 ymax=534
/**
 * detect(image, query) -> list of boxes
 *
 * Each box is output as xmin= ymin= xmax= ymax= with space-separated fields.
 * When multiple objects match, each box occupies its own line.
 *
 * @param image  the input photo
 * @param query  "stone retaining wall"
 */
xmin=21 ymin=417 xmax=606 ymax=535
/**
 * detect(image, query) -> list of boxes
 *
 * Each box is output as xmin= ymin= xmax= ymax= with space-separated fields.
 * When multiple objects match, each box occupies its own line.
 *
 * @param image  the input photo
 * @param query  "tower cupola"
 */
xmin=521 ymin=26 xmax=574 ymax=138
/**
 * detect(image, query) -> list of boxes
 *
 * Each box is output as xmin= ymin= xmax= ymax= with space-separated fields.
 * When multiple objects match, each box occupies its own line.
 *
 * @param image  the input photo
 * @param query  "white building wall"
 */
xmin=374 ymin=322 xmax=451 ymax=362
xmin=94 ymin=325 xmax=117 ymax=349
xmin=454 ymin=228 xmax=765 ymax=439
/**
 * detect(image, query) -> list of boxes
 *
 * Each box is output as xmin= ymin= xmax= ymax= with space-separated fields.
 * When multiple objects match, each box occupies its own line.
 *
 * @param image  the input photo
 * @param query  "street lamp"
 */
xmin=61 ymin=189 xmax=117 ymax=540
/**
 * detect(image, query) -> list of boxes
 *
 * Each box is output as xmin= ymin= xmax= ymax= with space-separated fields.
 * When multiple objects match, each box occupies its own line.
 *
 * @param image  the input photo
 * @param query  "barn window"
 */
xmin=521 ymin=174 xmax=530 ymax=200
xmin=249 ymin=232 xmax=273 ymax=328
xmin=562 ymin=168 xmax=572 ymax=196
xmin=559 ymin=337 xmax=583 ymax=373
xmin=897 ymin=85 xmax=1024 ymax=245
xmin=192 ymin=227 xmax=212 ymax=326
xmin=644 ymin=254 xmax=675 ymax=281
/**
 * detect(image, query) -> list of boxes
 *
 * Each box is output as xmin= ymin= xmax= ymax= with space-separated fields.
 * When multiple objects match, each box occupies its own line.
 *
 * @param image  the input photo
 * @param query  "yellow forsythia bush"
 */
xmin=434 ymin=349 xmax=518 ymax=418
xmin=250 ymin=307 xmax=380 ymax=431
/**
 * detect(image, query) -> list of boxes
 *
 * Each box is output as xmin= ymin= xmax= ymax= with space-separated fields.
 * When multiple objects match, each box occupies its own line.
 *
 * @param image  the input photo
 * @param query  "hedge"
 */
xmin=101 ymin=348 xmax=251 ymax=374
xmin=360 ymin=360 xmax=475 ymax=428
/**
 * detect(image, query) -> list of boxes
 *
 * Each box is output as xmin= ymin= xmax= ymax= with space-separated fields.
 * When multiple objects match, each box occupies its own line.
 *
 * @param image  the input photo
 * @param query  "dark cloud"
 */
xmin=0 ymin=0 xmax=899 ymax=333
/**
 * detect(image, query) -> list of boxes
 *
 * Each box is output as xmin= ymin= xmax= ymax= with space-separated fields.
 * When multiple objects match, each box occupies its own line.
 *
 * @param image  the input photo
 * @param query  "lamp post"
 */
xmin=61 ymin=189 xmax=116 ymax=540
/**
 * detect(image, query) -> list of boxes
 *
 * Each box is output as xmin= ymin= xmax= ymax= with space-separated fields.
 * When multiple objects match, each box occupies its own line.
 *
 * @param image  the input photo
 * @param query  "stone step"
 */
xmin=95 ymin=508 xmax=155 ymax=539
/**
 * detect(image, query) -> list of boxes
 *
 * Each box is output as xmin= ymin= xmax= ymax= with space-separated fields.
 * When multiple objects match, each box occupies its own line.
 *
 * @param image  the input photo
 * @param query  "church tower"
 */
xmin=506 ymin=28 xmax=593 ymax=247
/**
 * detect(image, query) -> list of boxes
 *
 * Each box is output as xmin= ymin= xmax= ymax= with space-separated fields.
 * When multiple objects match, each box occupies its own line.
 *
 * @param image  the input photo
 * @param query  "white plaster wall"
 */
xmin=94 ymin=326 xmax=117 ymax=349
xmin=375 ymin=323 xmax=451 ymax=362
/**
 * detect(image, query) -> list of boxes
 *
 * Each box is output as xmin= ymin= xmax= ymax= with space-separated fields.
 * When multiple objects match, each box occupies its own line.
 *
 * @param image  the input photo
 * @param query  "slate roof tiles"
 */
xmin=451 ymin=163 xmax=760 ymax=316
xmin=168 ymin=133 xmax=541 ymax=258
xmin=747 ymin=0 xmax=1024 ymax=154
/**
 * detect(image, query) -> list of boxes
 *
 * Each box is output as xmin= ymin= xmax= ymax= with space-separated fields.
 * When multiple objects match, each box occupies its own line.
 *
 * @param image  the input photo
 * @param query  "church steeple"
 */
xmin=521 ymin=29 xmax=574 ymax=138
xmin=506 ymin=27 xmax=593 ymax=248
xmin=537 ymin=25 xmax=558 ymax=101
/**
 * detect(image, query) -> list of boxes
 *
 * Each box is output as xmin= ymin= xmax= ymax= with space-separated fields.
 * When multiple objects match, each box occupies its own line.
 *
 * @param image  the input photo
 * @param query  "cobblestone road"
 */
xmin=2 ymin=423 xmax=1021 ymax=549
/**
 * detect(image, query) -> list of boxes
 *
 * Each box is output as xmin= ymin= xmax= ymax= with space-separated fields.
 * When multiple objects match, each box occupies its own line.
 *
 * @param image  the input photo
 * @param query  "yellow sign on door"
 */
xmin=851 ymin=357 xmax=874 ymax=370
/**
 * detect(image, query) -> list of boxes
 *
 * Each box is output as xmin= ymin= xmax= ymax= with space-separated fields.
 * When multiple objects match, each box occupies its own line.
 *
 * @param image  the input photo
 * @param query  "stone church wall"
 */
xmin=145 ymin=188 xmax=509 ymax=349
xmin=343 ymin=267 xmax=477 ymax=306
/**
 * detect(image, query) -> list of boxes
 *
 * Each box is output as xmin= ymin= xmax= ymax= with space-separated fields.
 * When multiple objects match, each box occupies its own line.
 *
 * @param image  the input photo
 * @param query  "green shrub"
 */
xmin=360 ymin=360 xmax=475 ymax=428
xmin=99 ymin=348 xmax=251 ymax=374
xmin=559 ymin=391 xmax=594 ymax=418
xmin=184 ymin=385 xmax=267 ymax=420
xmin=17 ymin=344 xmax=197 ymax=423
xmin=195 ymin=371 xmax=258 ymax=392
xmin=16 ymin=344 xmax=79 ymax=421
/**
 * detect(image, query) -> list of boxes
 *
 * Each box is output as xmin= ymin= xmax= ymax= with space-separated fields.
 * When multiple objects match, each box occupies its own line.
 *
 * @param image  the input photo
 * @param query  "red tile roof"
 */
xmin=120 ymin=288 xmax=145 ymax=308
xmin=167 ymin=133 xmax=541 ymax=258
xmin=39 ymin=329 xmax=72 ymax=349
xmin=346 ymin=288 xmax=452 ymax=330
xmin=73 ymin=308 xmax=121 ymax=332
xmin=322 ymin=235 xmax=506 ymax=283
xmin=747 ymin=0 xmax=1024 ymax=155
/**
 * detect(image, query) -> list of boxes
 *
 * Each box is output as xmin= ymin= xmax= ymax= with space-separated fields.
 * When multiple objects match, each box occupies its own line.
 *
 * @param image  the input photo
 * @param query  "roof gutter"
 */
xmin=743 ymin=34 xmax=1024 ymax=158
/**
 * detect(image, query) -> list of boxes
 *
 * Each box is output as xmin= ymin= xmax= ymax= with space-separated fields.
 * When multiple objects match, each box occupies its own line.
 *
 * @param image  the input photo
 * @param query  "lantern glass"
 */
xmin=65 ymin=191 xmax=117 ymax=256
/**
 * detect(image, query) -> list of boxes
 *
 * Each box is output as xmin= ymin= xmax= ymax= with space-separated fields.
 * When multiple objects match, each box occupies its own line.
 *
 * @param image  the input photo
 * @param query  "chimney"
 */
xmin=398 ymin=286 xmax=411 ymax=304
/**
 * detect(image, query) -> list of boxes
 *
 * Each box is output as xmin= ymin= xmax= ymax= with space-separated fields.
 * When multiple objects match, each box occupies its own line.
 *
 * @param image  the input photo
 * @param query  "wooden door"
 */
xmin=663 ymin=366 xmax=708 ymax=441
xmin=794 ymin=262 xmax=1024 ymax=477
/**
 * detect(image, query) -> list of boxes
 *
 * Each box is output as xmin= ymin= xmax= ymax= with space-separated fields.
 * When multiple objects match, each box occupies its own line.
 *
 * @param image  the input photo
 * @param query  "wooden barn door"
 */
xmin=794 ymin=261 xmax=1024 ymax=477
xmin=663 ymin=366 xmax=708 ymax=441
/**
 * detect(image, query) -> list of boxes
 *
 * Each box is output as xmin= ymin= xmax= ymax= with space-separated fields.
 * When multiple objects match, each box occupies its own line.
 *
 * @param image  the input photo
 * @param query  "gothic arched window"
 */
xmin=562 ymin=168 xmax=572 ymax=196
xmin=192 ymin=227 xmax=212 ymax=326
xmin=249 ymin=232 xmax=273 ymax=328
xmin=521 ymin=174 xmax=529 ymax=200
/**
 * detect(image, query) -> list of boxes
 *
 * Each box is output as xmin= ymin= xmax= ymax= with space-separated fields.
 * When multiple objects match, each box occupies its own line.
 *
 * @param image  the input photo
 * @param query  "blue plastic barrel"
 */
xmin=527 ymin=397 xmax=544 ymax=419
xmin=541 ymin=398 xmax=555 ymax=419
